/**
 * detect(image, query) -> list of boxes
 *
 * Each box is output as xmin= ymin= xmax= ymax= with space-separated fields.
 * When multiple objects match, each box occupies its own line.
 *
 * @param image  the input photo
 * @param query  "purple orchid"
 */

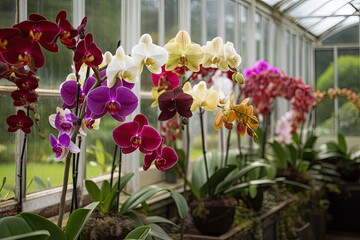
xmin=112 ymin=114 xmax=162 ymax=155
xmin=87 ymin=84 xmax=138 ymax=122
xmin=143 ymin=145 xmax=178 ymax=171
xmin=49 ymin=133 xmax=80 ymax=161
xmin=49 ymin=108 xmax=78 ymax=134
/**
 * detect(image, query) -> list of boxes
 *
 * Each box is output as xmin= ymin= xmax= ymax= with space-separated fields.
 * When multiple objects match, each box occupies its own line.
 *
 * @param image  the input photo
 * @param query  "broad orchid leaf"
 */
xmin=64 ymin=202 xmax=99 ymax=240
xmin=0 ymin=177 xmax=6 ymax=191
xmin=224 ymin=179 xmax=275 ymax=195
xmin=148 ymin=223 xmax=172 ymax=240
xmin=270 ymin=141 xmax=287 ymax=168
xmin=85 ymin=180 xmax=102 ymax=202
xmin=285 ymin=144 xmax=297 ymax=166
xmin=200 ymin=165 xmax=236 ymax=197
xmin=100 ymin=180 xmax=110 ymax=200
xmin=249 ymin=185 xmax=257 ymax=198
xmin=169 ymin=190 xmax=188 ymax=219
xmin=303 ymin=135 xmax=318 ymax=149
xmin=0 ymin=216 xmax=33 ymax=237
xmin=124 ymin=225 xmax=151 ymax=240
xmin=145 ymin=216 xmax=177 ymax=227
xmin=18 ymin=212 xmax=65 ymax=240
xmin=1 ymin=230 xmax=50 ymax=240
xmin=337 ymin=134 xmax=347 ymax=154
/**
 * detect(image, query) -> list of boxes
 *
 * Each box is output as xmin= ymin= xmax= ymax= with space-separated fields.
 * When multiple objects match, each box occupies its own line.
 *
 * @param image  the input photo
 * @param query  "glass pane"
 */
xmin=206 ymin=0 xmax=218 ymax=40
xmin=288 ymin=0 xmax=328 ymax=17
xmin=141 ymin=0 xmax=159 ymax=44
xmin=313 ymin=0 xmax=349 ymax=16
xmin=255 ymin=13 xmax=262 ymax=60
xmin=225 ymin=0 xmax=235 ymax=43
xmin=86 ymin=0 xmax=121 ymax=54
xmin=0 ymin=95 xmax=16 ymax=199
xmin=261 ymin=0 xmax=282 ymax=7
xmin=292 ymin=34 xmax=296 ymax=76
xmin=165 ymin=0 xmax=179 ymax=43
xmin=310 ymin=17 xmax=345 ymax=36
xmin=322 ymin=25 xmax=359 ymax=45
xmin=191 ymin=0 xmax=201 ymax=43
xmin=238 ymin=4 xmax=247 ymax=68
xmin=0 ymin=0 xmax=16 ymax=28
xmin=263 ymin=17 xmax=270 ymax=61
xmin=315 ymin=49 xmax=334 ymax=135
xmin=285 ymin=30 xmax=291 ymax=74
xmin=27 ymin=1 xmax=73 ymax=89
xmin=337 ymin=48 xmax=360 ymax=136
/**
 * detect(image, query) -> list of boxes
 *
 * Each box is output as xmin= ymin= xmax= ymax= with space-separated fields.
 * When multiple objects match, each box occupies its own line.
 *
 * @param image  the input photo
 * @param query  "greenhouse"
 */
xmin=0 ymin=0 xmax=359 ymax=239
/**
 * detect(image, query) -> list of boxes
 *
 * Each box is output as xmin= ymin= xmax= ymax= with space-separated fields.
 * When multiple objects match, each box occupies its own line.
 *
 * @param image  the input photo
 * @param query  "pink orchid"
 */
xmin=143 ymin=145 xmax=178 ymax=171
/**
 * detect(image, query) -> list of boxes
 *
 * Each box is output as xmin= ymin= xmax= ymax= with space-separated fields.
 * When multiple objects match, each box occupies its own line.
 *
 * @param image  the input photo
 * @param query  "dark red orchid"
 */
xmin=13 ymin=13 xmax=60 ymax=52
xmin=6 ymin=109 xmax=34 ymax=133
xmin=143 ymin=145 xmax=178 ymax=171
xmin=0 ymin=28 xmax=21 ymax=53
xmin=73 ymin=34 xmax=103 ymax=73
xmin=77 ymin=17 xmax=87 ymax=39
xmin=2 ymin=36 xmax=45 ymax=71
xmin=112 ymin=114 xmax=162 ymax=155
xmin=158 ymin=87 xmax=193 ymax=121
xmin=15 ymin=72 xmax=39 ymax=90
xmin=11 ymin=89 xmax=38 ymax=106
xmin=151 ymin=66 xmax=180 ymax=91
xmin=56 ymin=11 xmax=78 ymax=49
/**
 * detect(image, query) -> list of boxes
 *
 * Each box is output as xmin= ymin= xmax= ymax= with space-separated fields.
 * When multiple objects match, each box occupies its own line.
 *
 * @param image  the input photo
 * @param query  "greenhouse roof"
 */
xmin=261 ymin=0 xmax=360 ymax=38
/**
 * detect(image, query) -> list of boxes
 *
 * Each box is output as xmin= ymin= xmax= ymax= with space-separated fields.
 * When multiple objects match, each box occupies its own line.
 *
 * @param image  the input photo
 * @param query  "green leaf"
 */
xmin=85 ymin=180 xmax=102 ymax=202
xmin=200 ymin=165 xmax=237 ymax=197
xmin=95 ymin=140 xmax=106 ymax=166
xmin=18 ymin=212 xmax=65 ymax=240
xmin=225 ymin=179 xmax=275 ymax=195
xmin=169 ymin=190 xmax=188 ymax=219
xmin=337 ymin=133 xmax=347 ymax=154
xmin=249 ymin=185 xmax=257 ymax=198
xmin=270 ymin=141 xmax=287 ymax=168
xmin=145 ymin=216 xmax=177 ymax=226
xmin=285 ymin=144 xmax=297 ymax=166
xmin=100 ymin=180 xmax=110 ymax=200
xmin=120 ymin=187 xmax=159 ymax=214
xmin=64 ymin=202 xmax=99 ymax=240
xmin=0 ymin=177 xmax=6 ymax=191
xmin=33 ymin=176 xmax=47 ymax=191
xmin=0 ymin=216 xmax=33 ymax=238
xmin=119 ymin=173 xmax=135 ymax=193
xmin=1 ymin=230 xmax=50 ymax=240
xmin=148 ymin=223 xmax=172 ymax=240
xmin=303 ymin=135 xmax=318 ymax=149
xmin=124 ymin=225 xmax=151 ymax=240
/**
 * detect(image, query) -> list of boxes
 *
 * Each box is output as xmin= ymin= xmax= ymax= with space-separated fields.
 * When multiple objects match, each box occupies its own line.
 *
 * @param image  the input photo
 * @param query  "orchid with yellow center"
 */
xmin=183 ymin=81 xmax=219 ymax=112
xmin=131 ymin=34 xmax=168 ymax=75
xmin=106 ymin=46 xmax=139 ymax=87
xmin=164 ymin=30 xmax=205 ymax=72
xmin=202 ymin=37 xmax=228 ymax=71
xmin=214 ymin=91 xmax=236 ymax=130
xmin=224 ymin=41 xmax=241 ymax=69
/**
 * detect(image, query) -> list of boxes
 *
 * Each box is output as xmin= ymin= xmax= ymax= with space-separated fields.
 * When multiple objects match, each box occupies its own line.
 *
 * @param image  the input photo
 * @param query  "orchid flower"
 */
xmin=106 ymin=46 xmax=139 ymax=87
xmin=132 ymin=34 xmax=168 ymax=74
xmin=157 ymin=87 xmax=193 ymax=121
xmin=224 ymin=41 xmax=241 ymax=69
xmin=112 ymin=114 xmax=162 ymax=154
xmin=202 ymin=37 xmax=228 ymax=71
xmin=6 ymin=110 xmax=34 ymax=134
xmin=164 ymin=30 xmax=205 ymax=72
xmin=233 ymin=98 xmax=259 ymax=137
xmin=49 ymin=107 xmax=78 ymax=135
xmin=50 ymin=133 xmax=80 ymax=161
xmin=143 ymin=145 xmax=178 ymax=171
xmin=183 ymin=81 xmax=219 ymax=112
xmin=55 ymin=11 xmax=78 ymax=49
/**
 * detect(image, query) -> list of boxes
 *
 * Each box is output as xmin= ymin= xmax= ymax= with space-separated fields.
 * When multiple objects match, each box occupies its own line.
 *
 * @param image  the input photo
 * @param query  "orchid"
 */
xmin=164 ymin=30 xmax=205 ymax=72
xmin=131 ymin=34 xmax=168 ymax=74
xmin=202 ymin=37 xmax=228 ymax=71
xmin=106 ymin=46 xmax=139 ymax=87
xmin=6 ymin=110 xmax=34 ymax=134
xmin=224 ymin=41 xmax=242 ymax=69
xmin=143 ymin=145 xmax=178 ymax=171
xmin=55 ymin=11 xmax=79 ymax=49
xmin=157 ymin=87 xmax=193 ymax=121
xmin=49 ymin=107 xmax=78 ymax=135
xmin=183 ymin=81 xmax=219 ymax=112
xmin=112 ymin=114 xmax=162 ymax=155
xmin=11 ymin=88 xmax=37 ymax=107
xmin=151 ymin=65 xmax=180 ymax=91
xmin=233 ymin=98 xmax=259 ymax=138
xmin=49 ymin=133 xmax=80 ymax=161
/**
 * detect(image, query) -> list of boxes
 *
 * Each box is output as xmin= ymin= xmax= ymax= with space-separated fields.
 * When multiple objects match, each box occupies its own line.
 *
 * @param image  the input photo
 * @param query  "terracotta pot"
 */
xmin=191 ymin=197 xmax=237 ymax=236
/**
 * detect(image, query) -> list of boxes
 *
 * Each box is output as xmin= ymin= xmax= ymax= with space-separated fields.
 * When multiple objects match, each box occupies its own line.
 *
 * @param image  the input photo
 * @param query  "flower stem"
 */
xmin=199 ymin=108 xmax=211 ymax=197
xmin=115 ymin=148 xmax=122 ymax=213
xmin=70 ymin=136 xmax=82 ymax=213
xmin=110 ymin=144 xmax=118 ymax=188
xmin=224 ymin=128 xmax=232 ymax=166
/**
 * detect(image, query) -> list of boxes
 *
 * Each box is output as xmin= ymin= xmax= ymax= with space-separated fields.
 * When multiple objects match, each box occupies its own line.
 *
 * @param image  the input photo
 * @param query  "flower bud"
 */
xmin=232 ymin=72 xmax=244 ymax=84
xmin=34 ymin=113 xmax=41 ymax=121
xmin=39 ymin=132 xmax=45 ymax=139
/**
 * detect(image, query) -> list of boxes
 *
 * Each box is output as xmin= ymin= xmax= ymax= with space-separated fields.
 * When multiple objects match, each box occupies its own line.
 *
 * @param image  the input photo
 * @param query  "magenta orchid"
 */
xmin=49 ymin=133 xmax=80 ymax=161
xmin=143 ymin=145 xmax=178 ymax=171
xmin=6 ymin=110 xmax=34 ymax=134
xmin=151 ymin=65 xmax=180 ymax=91
xmin=49 ymin=108 xmax=78 ymax=135
xmin=112 ymin=114 xmax=162 ymax=155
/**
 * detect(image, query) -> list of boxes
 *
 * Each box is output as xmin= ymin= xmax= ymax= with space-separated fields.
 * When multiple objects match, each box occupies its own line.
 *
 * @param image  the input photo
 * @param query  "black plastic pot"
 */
xmin=191 ymin=197 xmax=236 ymax=236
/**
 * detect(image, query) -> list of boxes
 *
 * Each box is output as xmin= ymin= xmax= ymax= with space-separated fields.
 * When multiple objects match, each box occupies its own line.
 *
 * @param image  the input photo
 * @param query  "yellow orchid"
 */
xmin=224 ymin=41 xmax=242 ymax=69
xmin=202 ymin=37 xmax=228 ymax=71
xmin=150 ymin=87 xmax=165 ymax=107
xmin=183 ymin=81 xmax=219 ymax=112
xmin=164 ymin=30 xmax=205 ymax=72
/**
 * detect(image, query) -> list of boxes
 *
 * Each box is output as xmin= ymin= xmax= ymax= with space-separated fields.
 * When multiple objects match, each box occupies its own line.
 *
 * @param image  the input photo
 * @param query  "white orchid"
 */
xmin=131 ymin=34 xmax=168 ymax=75
xmin=106 ymin=46 xmax=139 ymax=87
xmin=224 ymin=41 xmax=241 ymax=69
xmin=202 ymin=37 xmax=228 ymax=71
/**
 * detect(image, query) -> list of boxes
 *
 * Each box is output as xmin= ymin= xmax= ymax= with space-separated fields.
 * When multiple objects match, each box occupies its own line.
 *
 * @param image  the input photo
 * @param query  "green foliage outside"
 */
xmin=316 ymin=55 xmax=360 ymax=136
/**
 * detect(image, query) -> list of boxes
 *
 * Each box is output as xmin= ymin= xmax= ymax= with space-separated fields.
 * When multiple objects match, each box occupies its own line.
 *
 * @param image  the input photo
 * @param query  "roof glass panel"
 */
xmin=260 ymin=0 xmax=360 ymax=37
xmin=309 ymin=16 xmax=346 ymax=36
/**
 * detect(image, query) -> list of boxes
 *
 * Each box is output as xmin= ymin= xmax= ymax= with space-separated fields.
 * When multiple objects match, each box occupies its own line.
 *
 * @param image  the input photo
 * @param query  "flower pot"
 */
xmin=191 ymin=197 xmax=237 ymax=236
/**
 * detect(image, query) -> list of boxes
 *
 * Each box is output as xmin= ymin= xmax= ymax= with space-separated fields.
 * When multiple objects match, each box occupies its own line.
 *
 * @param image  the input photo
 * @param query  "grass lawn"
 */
xmin=0 ymin=162 xmax=104 ymax=199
